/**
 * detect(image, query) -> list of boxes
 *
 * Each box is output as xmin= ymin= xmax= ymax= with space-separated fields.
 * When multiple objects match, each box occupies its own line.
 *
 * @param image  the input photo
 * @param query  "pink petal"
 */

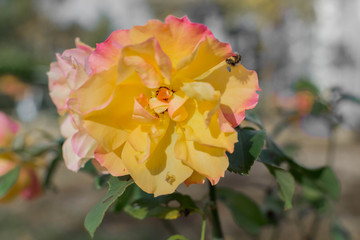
xmin=89 ymin=30 xmax=131 ymax=74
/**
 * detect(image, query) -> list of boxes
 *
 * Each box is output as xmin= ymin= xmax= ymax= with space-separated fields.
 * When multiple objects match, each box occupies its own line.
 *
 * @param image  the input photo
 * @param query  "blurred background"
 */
xmin=0 ymin=0 xmax=359 ymax=239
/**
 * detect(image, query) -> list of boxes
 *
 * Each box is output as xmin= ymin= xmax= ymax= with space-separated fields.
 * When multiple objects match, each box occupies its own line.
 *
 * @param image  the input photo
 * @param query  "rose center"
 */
xmin=147 ymin=86 xmax=174 ymax=114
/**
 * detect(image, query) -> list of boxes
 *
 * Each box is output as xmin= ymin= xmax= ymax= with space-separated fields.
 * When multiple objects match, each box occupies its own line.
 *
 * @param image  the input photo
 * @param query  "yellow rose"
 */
xmin=64 ymin=16 xmax=260 ymax=196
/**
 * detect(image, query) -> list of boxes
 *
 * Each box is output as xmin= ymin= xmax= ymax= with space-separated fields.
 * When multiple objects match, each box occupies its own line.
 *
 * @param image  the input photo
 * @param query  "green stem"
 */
xmin=43 ymin=152 xmax=61 ymax=188
xmin=200 ymin=218 xmax=207 ymax=240
xmin=208 ymin=182 xmax=224 ymax=240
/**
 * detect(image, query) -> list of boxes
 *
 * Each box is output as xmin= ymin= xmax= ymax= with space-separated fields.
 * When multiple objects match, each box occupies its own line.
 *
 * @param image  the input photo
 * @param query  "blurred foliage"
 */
xmin=146 ymin=0 xmax=316 ymax=28
xmin=0 ymin=0 xmax=112 ymax=84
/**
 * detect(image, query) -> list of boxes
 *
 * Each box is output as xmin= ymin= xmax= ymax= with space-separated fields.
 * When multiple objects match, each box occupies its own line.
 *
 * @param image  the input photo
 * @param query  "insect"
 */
xmin=226 ymin=52 xmax=241 ymax=72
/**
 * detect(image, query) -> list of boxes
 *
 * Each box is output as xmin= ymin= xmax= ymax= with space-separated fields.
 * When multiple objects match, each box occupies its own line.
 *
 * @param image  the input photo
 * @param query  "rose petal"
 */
xmin=94 ymin=145 xmax=129 ymax=176
xmin=119 ymin=123 xmax=193 ymax=196
xmin=89 ymin=30 xmax=131 ymax=73
xmin=71 ymin=131 xmax=97 ymax=158
xmin=62 ymin=137 xmax=89 ymax=172
xmin=196 ymin=63 xmax=260 ymax=127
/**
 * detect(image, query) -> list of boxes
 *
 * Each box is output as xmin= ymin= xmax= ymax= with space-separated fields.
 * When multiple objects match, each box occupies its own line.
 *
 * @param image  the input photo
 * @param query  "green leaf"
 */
xmin=258 ymin=149 xmax=283 ymax=167
xmin=227 ymin=128 xmax=266 ymax=174
xmin=250 ymin=130 xmax=266 ymax=158
xmin=293 ymin=77 xmax=319 ymax=96
xmin=0 ymin=166 xmax=20 ymax=198
xmin=341 ymin=93 xmax=360 ymax=104
xmin=217 ymin=187 xmax=266 ymax=235
xmin=301 ymin=185 xmax=332 ymax=213
xmin=84 ymin=177 xmax=134 ymax=238
xmin=290 ymin=166 xmax=340 ymax=201
xmin=167 ymin=234 xmax=188 ymax=240
xmin=331 ymin=221 xmax=351 ymax=240
xmin=266 ymin=165 xmax=295 ymax=210
xmin=125 ymin=192 xmax=200 ymax=220
xmin=95 ymin=174 xmax=110 ymax=189
xmin=245 ymin=111 xmax=264 ymax=129
xmin=112 ymin=183 xmax=136 ymax=212
xmin=263 ymin=137 xmax=340 ymax=201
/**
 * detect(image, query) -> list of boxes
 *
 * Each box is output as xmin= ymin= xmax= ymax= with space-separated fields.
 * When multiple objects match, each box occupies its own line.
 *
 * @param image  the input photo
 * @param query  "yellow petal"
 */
xmin=149 ymin=97 xmax=169 ymax=114
xmin=119 ymin=122 xmax=193 ymax=196
xmin=82 ymin=78 xmax=149 ymax=151
xmin=127 ymin=117 xmax=169 ymax=163
xmin=94 ymin=145 xmax=129 ymax=176
xmin=175 ymin=35 xmax=233 ymax=78
xmin=75 ymin=66 xmax=118 ymax=115
xmin=184 ymin=171 xmax=206 ymax=186
xmin=195 ymin=62 xmax=260 ymax=127
xmin=130 ymin=16 xmax=214 ymax=68
xmin=121 ymin=38 xmax=172 ymax=86
xmin=133 ymin=97 xmax=158 ymax=123
xmin=175 ymin=128 xmax=228 ymax=180
xmin=180 ymin=100 xmax=237 ymax=152
xmin=181 ymin=81 xmax=220 ymax=102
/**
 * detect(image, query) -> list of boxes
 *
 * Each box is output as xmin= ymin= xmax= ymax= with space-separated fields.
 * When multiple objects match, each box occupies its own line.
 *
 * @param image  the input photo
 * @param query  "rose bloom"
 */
xmin=275 ymin=91 xmax=315 ymax=118
xmin=0 ymin=112 xmax=42 ymax=202
xmin=49 ymin=16 xmax=260 ymax=196
xmin=48 ymin=38 xmax=98 ymax=171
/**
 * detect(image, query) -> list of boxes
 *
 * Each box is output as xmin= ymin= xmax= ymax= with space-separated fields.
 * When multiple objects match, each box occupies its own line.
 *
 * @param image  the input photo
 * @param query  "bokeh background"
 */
xmin=0 ymin=0 xmax=359 ymax=239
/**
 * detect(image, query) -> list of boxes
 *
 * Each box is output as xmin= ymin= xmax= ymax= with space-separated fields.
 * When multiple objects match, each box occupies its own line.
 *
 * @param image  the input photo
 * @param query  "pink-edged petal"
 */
xmin=71 ymin=130 xmax=97 ymax=158
xmin=121 ymin=38 xmax=172 ymax=87
xmin=133 ymin=97 xmax=158 ymax=123
xmin=62 ymin=137 xmax=89 ymax=172
xmin=60 ymin=115 xmax=77 ymax=138
xmin=196 ymin=63 xmax=260 ymax=127
xmin=94 ymin=146 xmax=129 ymax=176
xmin=184 ymin=171 xmax=206 ymax=186
xmin=91 ymin=159 xmax=109 ymax=174
xmin=75 ymin=66 xmax=117 ymax=115
xmin=47 ymin=62 xmax=70 ymax=114
xmin=55 ymin=53 xmax=73 ymax=77
xmin=130 ymin=16 xmax=213 ymax=67
xmin=221 ymin=108 xmax=246 ymax=128
xmin=208 ymin=176 xmax=221 ymax=186
xmin=123 ymin=55 xmax=162 ymax=88
xmin=75 ymin=38 xmax=94 ymax=54
xmin=218 ymin=108 xmax=235 ymax=132
xmin=89 ymin=30 xmax=131 ymax=73
xmin=65 ymin=58 xmax=89 ymax=90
